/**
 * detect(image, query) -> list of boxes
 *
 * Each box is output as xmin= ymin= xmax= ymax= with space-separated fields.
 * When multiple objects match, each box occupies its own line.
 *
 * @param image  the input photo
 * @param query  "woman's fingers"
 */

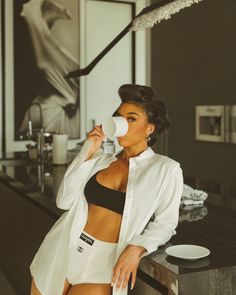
xmin=95 ymin=125 xmax=105 ymax=137
xmin=88 ymin=129 xmax=103 ymax=139
xmin=131 ymin=269 xmax=137 ymax=290
xmin=111 ymin=266 xmax=121 ymax=287
xmin=88 ymin=125 xmax=104 ymax=138
xmin=114 ymin=268 xmax=126 ymax=290
xmin=121 ymin=271 xmax=131 ymax=290
xmin=112 ymin=267 xmax=132 ymax=290
xmin=88 ymin=130 xmax=102 ymax=138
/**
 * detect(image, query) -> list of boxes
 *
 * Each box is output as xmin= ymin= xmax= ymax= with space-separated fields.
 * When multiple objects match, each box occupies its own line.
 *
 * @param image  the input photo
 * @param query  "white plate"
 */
xmin=165 ymin=245 xmax=210 ymax=260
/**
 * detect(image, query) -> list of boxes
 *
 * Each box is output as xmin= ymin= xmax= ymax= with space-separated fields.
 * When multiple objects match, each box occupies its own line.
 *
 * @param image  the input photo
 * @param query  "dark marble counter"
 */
xmin=0 ymin=156 xmax=236 ymax=295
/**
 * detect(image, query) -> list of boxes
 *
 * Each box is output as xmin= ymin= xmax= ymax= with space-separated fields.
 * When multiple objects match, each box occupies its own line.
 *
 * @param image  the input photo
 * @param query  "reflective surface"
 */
xmin=0 ymin=153 xmax=66 ymax=216
xmin=0 ymin=156 xmax=236 ymax=293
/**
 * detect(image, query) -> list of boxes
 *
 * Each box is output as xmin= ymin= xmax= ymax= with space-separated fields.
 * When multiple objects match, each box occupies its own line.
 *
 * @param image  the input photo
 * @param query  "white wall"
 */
xmin=80 ymin=0 xmax=150 ymax=136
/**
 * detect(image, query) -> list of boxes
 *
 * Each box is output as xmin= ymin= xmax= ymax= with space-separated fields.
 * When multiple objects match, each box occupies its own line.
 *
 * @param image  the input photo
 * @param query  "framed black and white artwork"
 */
xmin=4 ymin=0 xmax=82 ymax=152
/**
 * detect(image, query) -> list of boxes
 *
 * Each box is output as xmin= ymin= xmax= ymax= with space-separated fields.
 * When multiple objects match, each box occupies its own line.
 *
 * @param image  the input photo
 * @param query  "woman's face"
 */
xmin=114 ymin=102 xmax=155 ymax=148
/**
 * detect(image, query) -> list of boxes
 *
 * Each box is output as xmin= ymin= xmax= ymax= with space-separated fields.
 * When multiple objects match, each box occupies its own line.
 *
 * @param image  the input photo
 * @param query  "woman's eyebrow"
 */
xmin=114 ymin=111 xmax=140 ymax=116
xmin=127 ymin=112 xmax=139 ymax=116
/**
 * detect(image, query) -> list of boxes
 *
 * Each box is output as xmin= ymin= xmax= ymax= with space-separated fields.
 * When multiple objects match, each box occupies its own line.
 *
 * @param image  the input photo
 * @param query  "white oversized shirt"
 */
xmin=30 ymin=140 xmax=183 ymax=295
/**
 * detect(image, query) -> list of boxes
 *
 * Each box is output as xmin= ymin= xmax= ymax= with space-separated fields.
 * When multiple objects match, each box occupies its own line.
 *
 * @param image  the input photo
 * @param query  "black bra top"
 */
xmin=84 ymin=171 xmax=126 ymax=215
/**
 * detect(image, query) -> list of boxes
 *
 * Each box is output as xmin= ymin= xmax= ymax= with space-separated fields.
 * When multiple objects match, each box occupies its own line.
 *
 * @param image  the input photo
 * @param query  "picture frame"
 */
xmin=4 ymin=0 xmax=84 ymax=153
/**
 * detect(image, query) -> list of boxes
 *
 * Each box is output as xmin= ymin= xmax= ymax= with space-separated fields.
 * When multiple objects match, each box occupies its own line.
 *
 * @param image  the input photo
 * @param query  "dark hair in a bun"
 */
xmin=118 ymin=84 xmax=170 ymax=146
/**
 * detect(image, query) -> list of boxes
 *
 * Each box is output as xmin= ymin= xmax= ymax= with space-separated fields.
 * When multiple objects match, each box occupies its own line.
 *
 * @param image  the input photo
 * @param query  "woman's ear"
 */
xmin=147 ymin=124 xmax=155 ymax=135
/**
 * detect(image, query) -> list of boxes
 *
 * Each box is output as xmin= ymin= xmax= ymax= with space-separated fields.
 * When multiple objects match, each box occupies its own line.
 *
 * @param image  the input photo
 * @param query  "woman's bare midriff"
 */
xmin=83 ymin=204 xmax=122 ymax=242
xmin=83 ymin=157 xmax=128 ymax=243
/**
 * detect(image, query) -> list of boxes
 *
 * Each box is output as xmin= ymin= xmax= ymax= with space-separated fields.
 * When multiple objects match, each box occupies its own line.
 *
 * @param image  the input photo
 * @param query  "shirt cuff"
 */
xmin=127 ymin=237 xmax=158 ymax=259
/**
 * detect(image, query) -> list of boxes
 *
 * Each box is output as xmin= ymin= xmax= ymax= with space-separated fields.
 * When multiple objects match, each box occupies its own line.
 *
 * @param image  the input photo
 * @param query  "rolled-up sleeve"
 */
xmin=128 ymin=164 xmax=183 ymax=258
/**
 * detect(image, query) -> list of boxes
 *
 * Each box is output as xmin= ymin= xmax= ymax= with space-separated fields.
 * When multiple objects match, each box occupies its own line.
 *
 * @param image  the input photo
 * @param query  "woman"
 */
xmin=30 ymin=84 xmax=184 ymax=295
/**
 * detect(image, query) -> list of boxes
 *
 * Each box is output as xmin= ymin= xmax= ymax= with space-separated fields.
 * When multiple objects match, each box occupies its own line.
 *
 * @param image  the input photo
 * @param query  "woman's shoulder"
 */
xmin=150 ymin=152 xmax=181 ymax=171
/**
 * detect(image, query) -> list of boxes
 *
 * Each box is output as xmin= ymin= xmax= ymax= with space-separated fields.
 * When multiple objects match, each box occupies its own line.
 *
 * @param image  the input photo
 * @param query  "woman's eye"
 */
xmin=127 ymin=117 xmax=136 ymax=122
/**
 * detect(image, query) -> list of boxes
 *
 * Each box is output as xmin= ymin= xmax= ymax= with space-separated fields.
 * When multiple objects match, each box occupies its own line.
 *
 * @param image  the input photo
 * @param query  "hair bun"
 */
xmin=118 ymin=84 xmax=156 ymax=103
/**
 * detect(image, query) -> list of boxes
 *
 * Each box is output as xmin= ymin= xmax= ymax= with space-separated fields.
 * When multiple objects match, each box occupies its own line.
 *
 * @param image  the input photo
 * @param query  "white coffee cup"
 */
xmin=102 ymin=116 xmax=128 ymax=139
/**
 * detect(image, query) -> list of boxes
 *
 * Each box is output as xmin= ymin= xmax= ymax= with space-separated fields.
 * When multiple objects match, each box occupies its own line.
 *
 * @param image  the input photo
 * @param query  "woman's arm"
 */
xmin=127 ymin=164 xmax=184 ymax=258
xmin=111 ymin=164 xmax=183 ymax=291
xmin=55 ymin=140 xmax=100 ymax=210
xmin=56 ymin=125 xmax=105 ymax=210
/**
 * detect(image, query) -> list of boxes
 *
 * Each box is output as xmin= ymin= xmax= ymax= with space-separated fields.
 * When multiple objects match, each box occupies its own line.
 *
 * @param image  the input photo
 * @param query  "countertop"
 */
xmin=0 ymin=154 xmax=236 ymax=294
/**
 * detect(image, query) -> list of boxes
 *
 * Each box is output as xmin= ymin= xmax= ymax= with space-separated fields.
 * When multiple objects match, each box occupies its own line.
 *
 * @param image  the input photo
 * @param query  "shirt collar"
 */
xmin=113 ymin=146 xmax=155 ymax=160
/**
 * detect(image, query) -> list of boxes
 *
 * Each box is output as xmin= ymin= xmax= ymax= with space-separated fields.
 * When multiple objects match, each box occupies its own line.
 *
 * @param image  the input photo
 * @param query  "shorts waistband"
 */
xmin=80 ymin=230 xmax=118 ymax=251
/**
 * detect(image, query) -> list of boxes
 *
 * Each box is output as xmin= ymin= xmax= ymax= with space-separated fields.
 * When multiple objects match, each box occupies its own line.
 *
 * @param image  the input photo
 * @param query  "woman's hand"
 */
xmin=85 ymin=125 xmax=105 ymax=160
xmin=111 ymin=245 xmax=146 ymax=291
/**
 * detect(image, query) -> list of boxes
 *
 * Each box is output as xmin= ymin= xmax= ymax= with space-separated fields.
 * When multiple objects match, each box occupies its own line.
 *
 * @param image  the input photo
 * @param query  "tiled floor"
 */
xmin=0 ymin=269 xmax=18 ymax=295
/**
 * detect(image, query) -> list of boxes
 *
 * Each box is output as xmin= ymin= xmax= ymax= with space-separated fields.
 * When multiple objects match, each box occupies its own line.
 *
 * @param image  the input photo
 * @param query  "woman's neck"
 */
xmin=118 ymin=142 xmax=148 ymax=161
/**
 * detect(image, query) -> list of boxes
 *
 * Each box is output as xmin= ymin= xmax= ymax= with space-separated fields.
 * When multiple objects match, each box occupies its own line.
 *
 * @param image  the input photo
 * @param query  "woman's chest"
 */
xmin=81 ymin=156 xmax=167 ymax=207
xmin=96 ymin=159 xmax=129 ymax=192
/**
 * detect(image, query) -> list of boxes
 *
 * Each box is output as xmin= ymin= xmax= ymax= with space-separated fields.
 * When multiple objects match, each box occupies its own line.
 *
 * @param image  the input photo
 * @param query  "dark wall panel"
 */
xmin=151 ymin=0 xmax=236 ymax=184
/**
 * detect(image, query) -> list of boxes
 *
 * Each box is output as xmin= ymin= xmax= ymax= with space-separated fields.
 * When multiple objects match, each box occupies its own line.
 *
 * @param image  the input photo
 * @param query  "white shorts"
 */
xmin=66 ymin=230 xmax=118 ymax=285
